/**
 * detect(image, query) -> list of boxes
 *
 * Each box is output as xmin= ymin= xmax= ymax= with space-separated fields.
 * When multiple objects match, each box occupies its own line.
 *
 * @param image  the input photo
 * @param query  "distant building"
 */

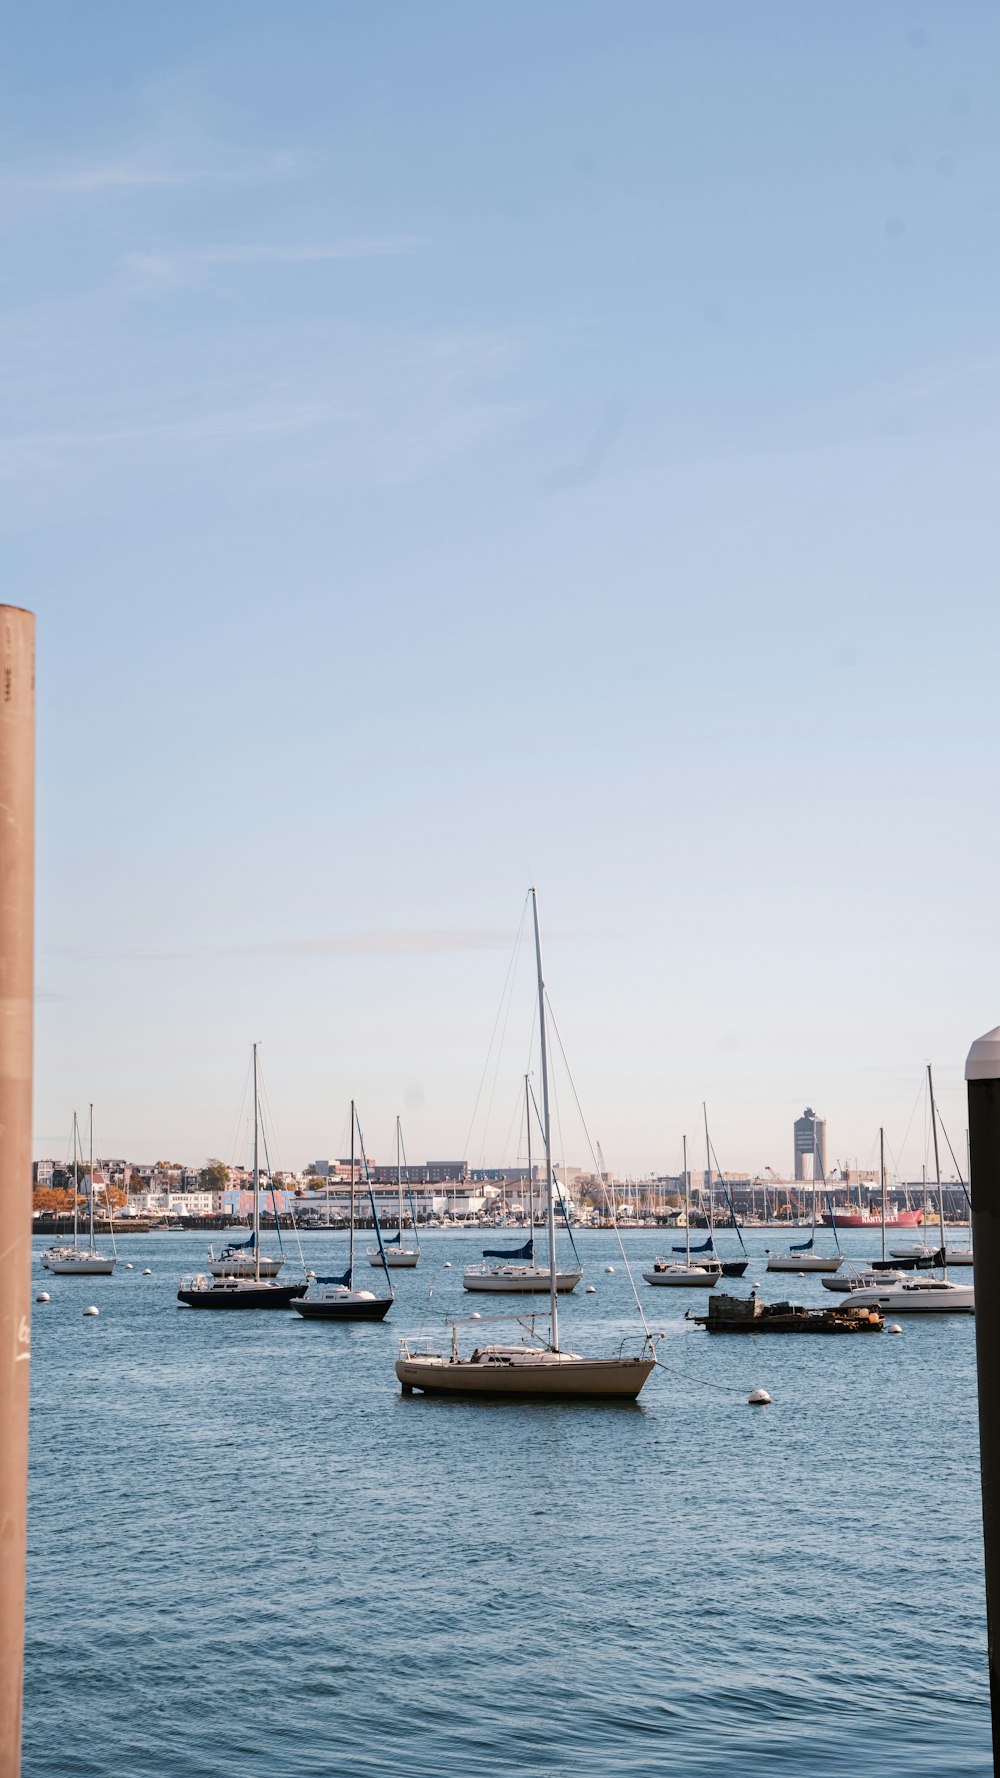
xmin=793 ymin=1108 xmax=827 ymax=1181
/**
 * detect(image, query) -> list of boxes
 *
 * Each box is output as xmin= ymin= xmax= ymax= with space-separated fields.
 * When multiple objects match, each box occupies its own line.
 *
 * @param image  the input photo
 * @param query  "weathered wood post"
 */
xmin=967 ymin=1024 xmax=1000 ymax=1771
xmin=0 ymin=607 xmax=34 ymax=1778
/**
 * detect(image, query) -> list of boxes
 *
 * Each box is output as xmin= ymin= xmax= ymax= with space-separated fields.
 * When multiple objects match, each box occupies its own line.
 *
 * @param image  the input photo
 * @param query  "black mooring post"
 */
xmin=967 ymin=1025 xmax=1000 ymax=1769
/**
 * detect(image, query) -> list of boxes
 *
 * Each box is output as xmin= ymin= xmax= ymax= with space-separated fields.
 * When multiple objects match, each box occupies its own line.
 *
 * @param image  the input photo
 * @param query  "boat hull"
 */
xmin=463 ymin=1268 xmax=583 ymax=1294
xmin=41 ymin=1254 xmax=116 ymax=1275
xmin=208 ymin=1256 xmax=283 ymax=1279
xmin=396 ymin=1351 xmax=654 ymax=1399
xmin=294 ymin=1294 xmax=393 ymax=1320
xmin=843 ymin=1282 xmax=974 ymax=1314
xmin=177 ymin=1282 xmax=307 ymax=1309
xmin=368 ymin=1250 xmax=420 ymax=1268
xmin=766 ymin=1253 xmax=843 ymax=1273
xmin=824 ymin=1210 xmax=923 ymax=1228
xmin=643 ymin=1266 xmax=719 ymax=1287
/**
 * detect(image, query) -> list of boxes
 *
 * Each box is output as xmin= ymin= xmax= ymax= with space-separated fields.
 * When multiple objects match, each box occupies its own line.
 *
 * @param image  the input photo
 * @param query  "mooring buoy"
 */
xmin=84 ymin=1306 xmax=100 ymax=1318
xmin=888 ymin=1323 xmax=903 ymax=1335
xmin=35 ymin=1291 xmax=50 ymax=1303
xmin=748 ymin=1388 xmax=771 ymax=1406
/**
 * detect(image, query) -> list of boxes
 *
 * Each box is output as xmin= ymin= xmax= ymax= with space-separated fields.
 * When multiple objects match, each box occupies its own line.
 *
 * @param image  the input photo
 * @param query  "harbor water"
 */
xmin=24 ymin=1227 xmax=989 ymax=1776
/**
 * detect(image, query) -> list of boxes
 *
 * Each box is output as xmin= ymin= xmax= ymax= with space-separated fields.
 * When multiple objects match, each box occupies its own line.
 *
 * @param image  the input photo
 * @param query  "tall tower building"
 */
xmin=793 ymin=1107 xmax=827 ymax=1181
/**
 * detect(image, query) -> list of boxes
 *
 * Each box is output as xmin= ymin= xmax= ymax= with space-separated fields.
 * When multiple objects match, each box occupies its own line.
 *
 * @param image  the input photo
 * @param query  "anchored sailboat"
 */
xmin=643 ymin=1134 xmax=720 ymax=1287
xmin=178 ymin=1046 xmax=306 ymax=1310
xmin=847 ymin=1068 xmax=974 ymax=1315
xmin=766 ymin=1127 xmax=842 ymax=1274
xmin=396 ymin=889 xmax=656 ymax=1400
xmin=41 ymin=1108 xmax=117 ymax=1276
xmin=367 ymin=1117 xmax=420 ymax=1268
xmin=464 ymin=1074 xmax=583 ymax=1294
xmin=295 ymin=1102 xmax=394 ymax=1320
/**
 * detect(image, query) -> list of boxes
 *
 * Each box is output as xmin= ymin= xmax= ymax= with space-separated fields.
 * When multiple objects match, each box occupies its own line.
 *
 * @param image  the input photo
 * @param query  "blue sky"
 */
xmin=9 ymin=2 xmax=999 ymax=1176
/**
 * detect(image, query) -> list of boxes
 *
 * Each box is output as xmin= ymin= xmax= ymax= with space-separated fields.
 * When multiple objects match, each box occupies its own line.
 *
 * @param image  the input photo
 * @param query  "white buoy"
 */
xmin=888 ymin=1322 xmax=903 ymax=1335
xmin=748 ymin=1388 xmax=771 ymax=1406
xmin=124 ymin=1263 xmax=133 ymax=1270
xmin=585 ymin=1285 xmax=597 ymax=1294
xmin=443 ymin=1261 xmax=452 ymax=1269
xmin=752 ymin=1281 xmax=761 ymax=1289
xmin=84 ymin=1305 xmax=100 ymax=1318
xmin=797 ymin=1271 xmax=805 ymax=1277
xmin=470 ymin=1311 xmax=481 ymax=1320
xmin=605 ymin=1265 xmax=615 ymax=1274
xmin=35 ymin=1291 xmax=50 ymax=1303
xmin=142 ymin=1268 xmax=152 ymax=1276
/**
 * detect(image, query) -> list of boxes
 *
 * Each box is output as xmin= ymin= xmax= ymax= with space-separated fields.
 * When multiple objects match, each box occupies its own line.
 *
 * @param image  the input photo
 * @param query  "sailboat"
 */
xmin=463 ymin=1073 xmax=584 ymax=1293
xmin=208 ymin=1233 xmax=284 ymax=1279
xmin=695 ymin=1104 xmax=749 ymax=1278
xmin=178 ymin=1046 xmax=307 ymax=1309
xmin=766 ymin=1128 xmax=842 ymax=1273
xmin=295 ymin=1102 xmax=394 ymax=1320
xmin=643 ymin=1134 xmax=720 ymax=1286
xmin=823 ymin=1128 xmax=903 ymax=1292
xmin=396 ymin=889 xmax=656 ymax=1399
xmin=847 ymin=1068 xmax=974 ymax=1314
xmin=41 ymin=1109 xmax=117 ymax=1275
xmin=367 ymin=1118 xmax=420 ymax=1268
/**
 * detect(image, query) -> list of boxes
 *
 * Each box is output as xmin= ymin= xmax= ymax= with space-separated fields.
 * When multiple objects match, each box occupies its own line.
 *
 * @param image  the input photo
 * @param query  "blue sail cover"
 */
xmin=386 ymin=1230 xmax=401 ymax=1245
xmin=673 ymin=1235 xmax=714 ymax=1253
xmin=222 ymin=1232 xmax=256 ymax=1256
xmin=482 ymin=1237 xmax=534 ymax=1260
xmin=790 ymin=1234 xmax=815 ymax=1251
xmin=314 ymin=1266 xmax=353 ymax=1287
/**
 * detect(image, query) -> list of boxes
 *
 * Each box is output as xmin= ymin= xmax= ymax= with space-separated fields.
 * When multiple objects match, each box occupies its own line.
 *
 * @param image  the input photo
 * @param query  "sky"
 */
xmin=7 ymin=1 xmax=1000 ymax=1179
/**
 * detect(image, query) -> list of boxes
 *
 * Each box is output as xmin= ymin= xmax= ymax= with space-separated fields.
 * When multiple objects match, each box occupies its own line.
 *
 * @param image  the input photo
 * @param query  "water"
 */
xmin=24 ymin=1227 xmax=989 ymax=1776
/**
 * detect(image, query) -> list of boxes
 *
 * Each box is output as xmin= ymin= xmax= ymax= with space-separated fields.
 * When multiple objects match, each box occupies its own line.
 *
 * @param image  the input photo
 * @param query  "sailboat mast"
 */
xmin=683 ymin=1134 xmax=690 ymax=1267
xmin=72 ymin=1112 xmax=79 ymax=1249
xmin=702 ymin=1103 xmax=715 ymax=1254
xmin=88 ymin=1104 xmax=95 ymax=1253
xmin=349 ymin=1099 xmax=356 ymax=1286
xmin=880 ymin=1126 xmax=886 ymax=1265
xmin=525 ymin=1075 xmax=535 ymax=1263
xmin=928 ymin=1062 xmax=946 ymax=1278
xmin=397 ymin=1116 xmax=403 ymax=1240
xmin=252 ymin=1044 xmax=260 ymax=1283
xmin=530 ymin=889 xmax=558 ymax=1352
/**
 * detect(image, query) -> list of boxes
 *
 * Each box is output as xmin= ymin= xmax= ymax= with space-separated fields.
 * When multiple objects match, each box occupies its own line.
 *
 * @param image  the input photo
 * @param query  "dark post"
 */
xmin=967 ymin=1025 xmax=1000 ymax=1768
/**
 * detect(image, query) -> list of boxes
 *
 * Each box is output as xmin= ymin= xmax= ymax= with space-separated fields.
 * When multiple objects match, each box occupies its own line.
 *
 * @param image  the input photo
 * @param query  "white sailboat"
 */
xmin=766 ymin=1129 xmax=842 ymax=1274
xmin=848 ymin=1069 xmax=974 ymax=1315
xmin=396 ymin=889 xmax=656 ymax=1400
xmin=463 ymin=1072 xmax=583 ymax=1294
xmin=41 ymin=1109 xmax=117 ymax=1276
xmin=643 ymin=1135 xmax=720 ymax=1286
xmin=295 ymin=1102 xmax=394 ymax=1319
xmin=367 ymin=1117 xmax=420 ymax=1268
xmin=178 ymin=1047 xmax=306 ymax=1310
xmin=823 ymin=1129 xmax=903 ymax=1292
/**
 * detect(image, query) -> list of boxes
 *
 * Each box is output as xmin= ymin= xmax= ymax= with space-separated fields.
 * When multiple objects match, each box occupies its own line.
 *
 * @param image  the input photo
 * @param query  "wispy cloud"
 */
xmin=45 ymin=929 xmax=523 ymax=964
xmin=123 ymin=236 xmax=423 ymax=288
xmin=0 ymin=395 xmax=350 ymax=482
xmin=233 ymin=929 xmax=521 ymax=958
xmin=0 ymin=140 xmax=308 ymax=215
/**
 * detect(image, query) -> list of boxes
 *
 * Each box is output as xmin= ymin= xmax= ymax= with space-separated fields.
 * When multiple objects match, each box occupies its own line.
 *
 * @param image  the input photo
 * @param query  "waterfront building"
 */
xmin=793 ymin=1107 xmax=827 ymax=1180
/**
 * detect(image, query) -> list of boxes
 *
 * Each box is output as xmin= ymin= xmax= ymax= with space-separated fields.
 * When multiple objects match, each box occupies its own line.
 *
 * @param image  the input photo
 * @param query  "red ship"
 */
xmin=821 ymin=1208 xmax=923 ymax=1228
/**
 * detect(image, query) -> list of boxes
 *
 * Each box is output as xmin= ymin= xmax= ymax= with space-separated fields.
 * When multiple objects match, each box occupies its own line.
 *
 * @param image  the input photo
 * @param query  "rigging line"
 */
xmin=478 ymin=912 xmax=529 ymax=1170
xmin=542 ymin=990 xmax=654 ymax=1345
xmin=461 ymin=894 xmax=530 ymax=1165
xmin=497 ymin=1077 xmax=525 ymax=1178
xmin=893 ymin=1075 xmax=926 ymax=1180
xmin=934 ymin=1106 xmax=971 ymax=1208
xmin=223 ymin=1053 xmax=254 ymax=1171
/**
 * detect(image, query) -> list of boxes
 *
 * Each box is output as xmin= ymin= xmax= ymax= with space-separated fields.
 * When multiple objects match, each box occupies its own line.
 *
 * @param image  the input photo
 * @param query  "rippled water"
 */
xmin=23 ymin=1228 xmax=989 ymax=1776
